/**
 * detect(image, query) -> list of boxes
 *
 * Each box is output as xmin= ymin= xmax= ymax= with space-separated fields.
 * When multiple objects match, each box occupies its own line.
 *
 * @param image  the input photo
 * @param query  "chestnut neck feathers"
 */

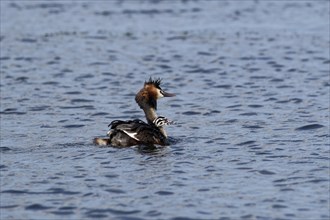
xmin=135 ymin=78 xmax=161 ymax=124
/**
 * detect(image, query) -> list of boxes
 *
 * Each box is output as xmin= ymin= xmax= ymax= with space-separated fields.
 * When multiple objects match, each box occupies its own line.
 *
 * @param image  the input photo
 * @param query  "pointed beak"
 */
xmin=161 ymin=90 xmax=176 ymax=97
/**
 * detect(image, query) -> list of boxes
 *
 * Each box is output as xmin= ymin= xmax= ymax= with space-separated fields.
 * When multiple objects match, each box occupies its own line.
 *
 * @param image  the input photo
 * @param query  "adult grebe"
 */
xmin=93 ymin=78 xmax=175 ymax=147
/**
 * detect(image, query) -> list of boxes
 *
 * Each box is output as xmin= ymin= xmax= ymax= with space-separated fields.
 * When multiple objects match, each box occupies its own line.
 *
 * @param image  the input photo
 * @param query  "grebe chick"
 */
xmin=93 ymin=78 xmax=175 ymax=147
xmin=153 ymin=116 xmax=174 ymax=127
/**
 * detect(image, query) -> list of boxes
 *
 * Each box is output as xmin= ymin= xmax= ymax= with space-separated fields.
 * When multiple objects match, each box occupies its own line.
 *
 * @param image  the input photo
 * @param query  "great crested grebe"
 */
xmin=93 ymin=78 xmax=175 ymax=147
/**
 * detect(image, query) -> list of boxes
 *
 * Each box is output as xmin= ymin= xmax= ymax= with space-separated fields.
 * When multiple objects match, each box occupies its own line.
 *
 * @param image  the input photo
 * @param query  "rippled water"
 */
xmin=1 ymin=1 xmax=329 ymax=219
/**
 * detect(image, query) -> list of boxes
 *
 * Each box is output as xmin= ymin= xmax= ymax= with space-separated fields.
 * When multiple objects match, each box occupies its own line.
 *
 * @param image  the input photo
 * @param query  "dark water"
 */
xmin=1 ymin=1 xmax=329 ymax=219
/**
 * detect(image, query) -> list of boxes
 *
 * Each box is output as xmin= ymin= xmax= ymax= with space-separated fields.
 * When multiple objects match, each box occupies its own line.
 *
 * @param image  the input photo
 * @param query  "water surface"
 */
xmin=1 ymin=1 xmax=329 ymax=219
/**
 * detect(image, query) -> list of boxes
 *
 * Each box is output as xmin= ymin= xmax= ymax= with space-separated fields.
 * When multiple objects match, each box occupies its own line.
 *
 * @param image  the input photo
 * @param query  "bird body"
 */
xmin=93 ymin=78 xmax=175 ymax=147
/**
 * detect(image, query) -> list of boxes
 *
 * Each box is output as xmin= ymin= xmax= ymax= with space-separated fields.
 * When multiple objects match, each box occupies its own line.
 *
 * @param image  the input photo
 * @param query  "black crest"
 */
xmin=146 ymin=77 xmax=161 ymax=89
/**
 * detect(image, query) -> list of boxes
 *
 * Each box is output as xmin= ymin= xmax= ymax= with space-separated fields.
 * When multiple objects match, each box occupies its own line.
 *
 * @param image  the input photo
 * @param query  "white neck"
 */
xmin=143 ymin=107 xmax=168 ymax=138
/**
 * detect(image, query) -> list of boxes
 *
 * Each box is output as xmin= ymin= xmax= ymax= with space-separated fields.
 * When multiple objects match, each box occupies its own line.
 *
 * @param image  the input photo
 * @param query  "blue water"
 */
xmin=1 ymin=1 xmax=329 ymax=219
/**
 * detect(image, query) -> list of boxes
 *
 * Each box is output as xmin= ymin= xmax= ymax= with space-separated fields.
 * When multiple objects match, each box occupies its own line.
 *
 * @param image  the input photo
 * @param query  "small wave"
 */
xmin=295 ymin=124 xmax=324 ymax=131
xmin=25 ymin=204 xmax=52 ymax=210
xmin=63 ymin=124 xmax=85 ymax=128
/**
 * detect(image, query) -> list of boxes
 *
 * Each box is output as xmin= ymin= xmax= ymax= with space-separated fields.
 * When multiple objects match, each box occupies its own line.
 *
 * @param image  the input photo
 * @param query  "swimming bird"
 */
xmin=93 ymin=78 xmax=175 ymax=147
